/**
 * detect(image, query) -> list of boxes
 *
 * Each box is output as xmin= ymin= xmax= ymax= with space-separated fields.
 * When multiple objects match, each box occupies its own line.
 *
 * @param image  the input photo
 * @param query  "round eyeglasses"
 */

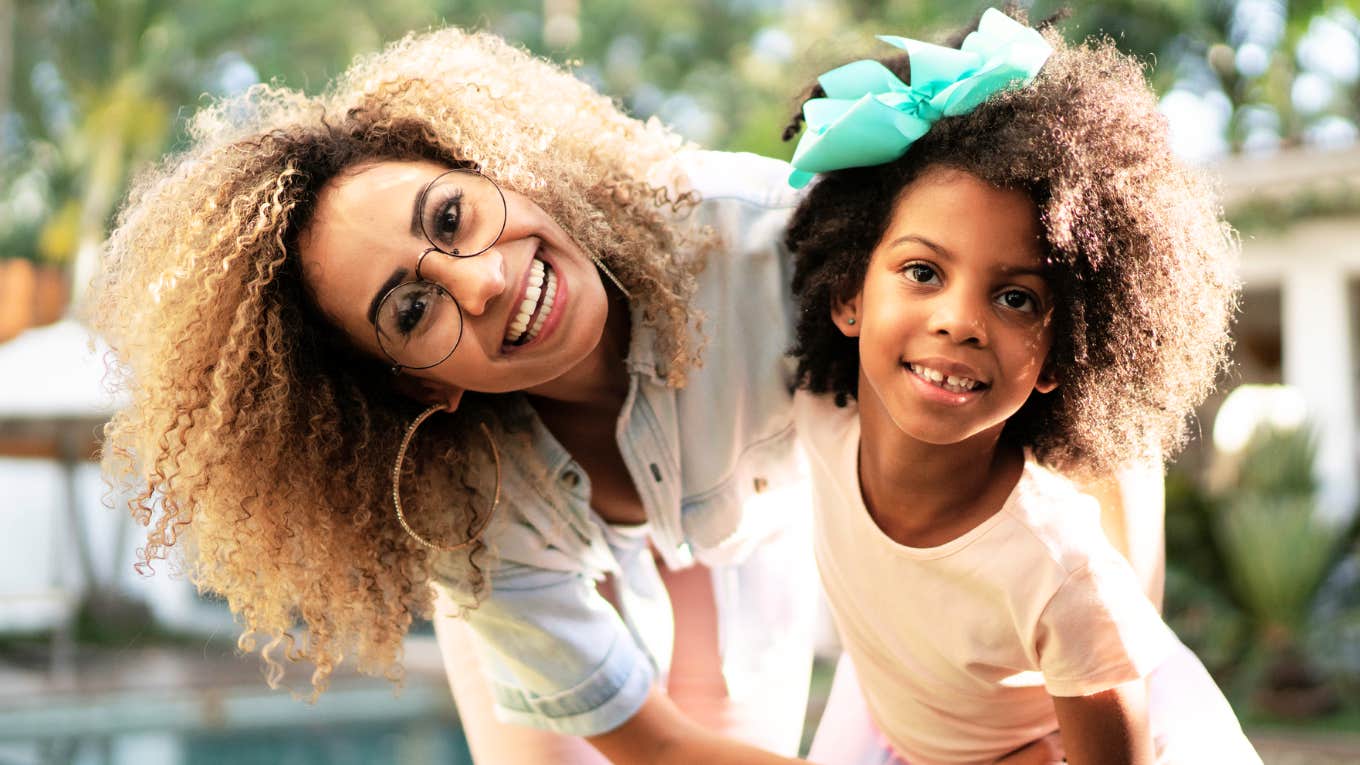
xmin=374 ymin=168 xmax=508 ymax=372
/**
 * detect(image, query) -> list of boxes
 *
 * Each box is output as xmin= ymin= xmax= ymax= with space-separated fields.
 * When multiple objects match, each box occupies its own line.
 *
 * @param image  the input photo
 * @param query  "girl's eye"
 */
xmin=997 ymin=289 xmax=1037 ymax=313
xmin=904 ymin=263 xmax=939 ymax=284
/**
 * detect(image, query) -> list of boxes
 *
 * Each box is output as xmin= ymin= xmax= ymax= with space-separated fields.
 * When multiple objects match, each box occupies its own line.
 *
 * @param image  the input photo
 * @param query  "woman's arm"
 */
xmin=1051 ymin=680 xmax=1154 ymax=765
xmin=588 ymin=686 xmax=802 ymax=765
xmin=434 ymin=593 xmax=613 ymax=765
xmin=1078 ymin=453 xmax=1166 ymax=611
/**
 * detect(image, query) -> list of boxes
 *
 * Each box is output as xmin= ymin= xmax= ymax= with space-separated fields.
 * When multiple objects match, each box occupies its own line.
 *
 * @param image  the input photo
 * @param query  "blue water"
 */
xmin=0 ymin=722 xmax=472 ymax=765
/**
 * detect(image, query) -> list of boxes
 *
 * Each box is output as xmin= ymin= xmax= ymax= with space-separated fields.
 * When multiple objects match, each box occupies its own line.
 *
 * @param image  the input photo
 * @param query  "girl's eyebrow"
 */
xmin=997 ymin=264 xmax=1047 ymax=279
xmin=891 ymin=234 xmax=1048 ymax=280
xmin=368 ymin=267 xmax=410 ymax=325
xmin=888 ymin=234 xmax=950 ymax=257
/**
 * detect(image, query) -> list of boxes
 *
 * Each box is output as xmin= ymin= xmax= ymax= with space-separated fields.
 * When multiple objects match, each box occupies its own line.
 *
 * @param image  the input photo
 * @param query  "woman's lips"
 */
xmin=501 ymin=249 xmax=567 ymax=352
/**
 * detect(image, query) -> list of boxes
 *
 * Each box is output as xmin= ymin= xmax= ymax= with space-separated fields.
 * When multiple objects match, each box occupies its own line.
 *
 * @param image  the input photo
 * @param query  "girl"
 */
xmin=785 ymin=9 xmax=1260 ymax=765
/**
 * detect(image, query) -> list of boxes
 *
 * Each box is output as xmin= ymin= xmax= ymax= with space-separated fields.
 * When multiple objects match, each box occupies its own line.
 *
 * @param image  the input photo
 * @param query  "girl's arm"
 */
xmin=1051 ymin=680 xmax=1154 ymax=765
xmin=588 ymin=686 xmax=803 ymax=765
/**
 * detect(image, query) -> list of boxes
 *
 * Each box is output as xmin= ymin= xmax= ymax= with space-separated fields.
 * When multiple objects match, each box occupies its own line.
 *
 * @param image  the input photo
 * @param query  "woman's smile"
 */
xmin=501 ymin=247 xmax=569 ymax=352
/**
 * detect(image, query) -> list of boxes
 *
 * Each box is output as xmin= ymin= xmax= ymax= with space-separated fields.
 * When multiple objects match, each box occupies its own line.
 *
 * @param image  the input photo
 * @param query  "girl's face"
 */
xmin=835 ymin=166 xmax=1057 ymax=447
xmin=298 ymin=160 xmax=610 ymax=396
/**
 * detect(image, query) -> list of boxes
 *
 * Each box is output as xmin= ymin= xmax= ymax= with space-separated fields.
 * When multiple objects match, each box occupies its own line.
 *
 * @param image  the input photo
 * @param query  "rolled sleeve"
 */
xmin=445 ymin=561 xmax=657 ymax=736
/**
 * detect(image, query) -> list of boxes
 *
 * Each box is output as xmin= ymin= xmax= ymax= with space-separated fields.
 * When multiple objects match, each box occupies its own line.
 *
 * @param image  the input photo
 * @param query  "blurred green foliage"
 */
xmin=3 ymin=0 xmax=1360 ymax=274
xmin=1166 ymin=422 xmax=1360 ymax=717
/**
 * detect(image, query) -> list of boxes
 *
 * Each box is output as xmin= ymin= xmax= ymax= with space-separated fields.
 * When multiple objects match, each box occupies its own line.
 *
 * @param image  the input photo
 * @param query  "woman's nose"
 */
xmin=927 ymin=289 xmax=988 ymax=346
xmin=425 ymin=247 xmax=507 ymax=316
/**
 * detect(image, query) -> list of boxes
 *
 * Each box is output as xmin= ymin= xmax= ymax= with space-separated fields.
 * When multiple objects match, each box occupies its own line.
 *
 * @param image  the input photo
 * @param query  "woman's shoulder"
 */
xmin=676 ymin=150 xmax=803 ymax=210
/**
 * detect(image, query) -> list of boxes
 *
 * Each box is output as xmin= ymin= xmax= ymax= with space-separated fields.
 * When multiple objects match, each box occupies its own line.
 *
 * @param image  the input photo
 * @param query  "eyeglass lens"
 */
xmin=376 ymin=170 xmax=507 ymax=370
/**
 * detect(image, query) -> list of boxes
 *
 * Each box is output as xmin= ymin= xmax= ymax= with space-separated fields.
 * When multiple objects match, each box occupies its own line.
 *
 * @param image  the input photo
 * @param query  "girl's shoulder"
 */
xmin=1004 ymin=458 xmax=1117 ymax=574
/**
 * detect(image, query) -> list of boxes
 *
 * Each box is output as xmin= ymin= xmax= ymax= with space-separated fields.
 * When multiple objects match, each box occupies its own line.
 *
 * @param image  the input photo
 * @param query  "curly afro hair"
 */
xmin=784 ymin=15 xmax=1238 ymax=476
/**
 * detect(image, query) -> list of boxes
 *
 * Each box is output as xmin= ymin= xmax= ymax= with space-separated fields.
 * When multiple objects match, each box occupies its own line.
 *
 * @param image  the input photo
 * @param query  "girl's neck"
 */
xmin=855 ymin=381 xmax=1026 ymax=548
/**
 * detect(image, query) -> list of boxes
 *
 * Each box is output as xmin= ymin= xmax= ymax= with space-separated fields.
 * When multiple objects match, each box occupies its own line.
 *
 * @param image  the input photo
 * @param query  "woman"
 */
xmin=90 ymin=27 xmax=1150 ymax=764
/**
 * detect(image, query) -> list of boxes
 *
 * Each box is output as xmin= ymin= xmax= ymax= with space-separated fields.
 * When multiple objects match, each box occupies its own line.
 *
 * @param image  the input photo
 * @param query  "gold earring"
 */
xmin=392 ymin=404 xmax=501 ymax=551
xmin=589 ymin=254 xmax=632 ymax=299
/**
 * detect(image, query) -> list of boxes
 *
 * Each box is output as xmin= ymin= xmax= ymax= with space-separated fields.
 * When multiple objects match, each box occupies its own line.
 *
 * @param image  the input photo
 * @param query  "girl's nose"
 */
xmin=425 ymin=247 xmax=507 ymax=316
xmin=927 ymin=289 xmax=988 ymax=346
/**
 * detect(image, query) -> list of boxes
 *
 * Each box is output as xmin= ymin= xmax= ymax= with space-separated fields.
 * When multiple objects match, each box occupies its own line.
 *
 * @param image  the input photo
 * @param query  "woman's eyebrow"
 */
xmin=410 ymin=187 xmax=425 ymax=238
xmin=368 ymin=267 xmax=410 ymax=325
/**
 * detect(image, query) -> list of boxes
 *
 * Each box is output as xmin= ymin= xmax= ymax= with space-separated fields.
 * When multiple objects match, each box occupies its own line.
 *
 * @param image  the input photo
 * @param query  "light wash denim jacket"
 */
xmin=431 ymin=151 xmax=817 ymax=736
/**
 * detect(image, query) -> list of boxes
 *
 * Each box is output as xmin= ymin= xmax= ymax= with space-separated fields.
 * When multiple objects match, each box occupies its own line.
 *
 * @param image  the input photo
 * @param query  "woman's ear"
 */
xmin=393 ymin=375 xmax=465 ymax=411
xmin=831 ymin=293 xmax=863 ymax=338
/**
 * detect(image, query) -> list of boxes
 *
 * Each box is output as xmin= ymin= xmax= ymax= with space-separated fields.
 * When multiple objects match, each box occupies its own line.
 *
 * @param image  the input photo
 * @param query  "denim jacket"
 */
xmin=431 ymin=151 xmax=817 ymax=736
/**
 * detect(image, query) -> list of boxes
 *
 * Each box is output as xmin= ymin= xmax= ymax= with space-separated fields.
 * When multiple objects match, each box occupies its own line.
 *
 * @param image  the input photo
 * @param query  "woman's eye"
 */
xmin=396 ymin=292 xmax=431 ymax=334
xmin=426 ymin=192 xmax=464 ymax=248
xmin=904 ymin=263 xmax=939 ymax=284
xmin=997 ymin=289 xmax=1037 ymax=313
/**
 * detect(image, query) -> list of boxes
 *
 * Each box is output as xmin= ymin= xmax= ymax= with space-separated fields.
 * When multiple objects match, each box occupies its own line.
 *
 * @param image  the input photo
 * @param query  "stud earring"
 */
xmin=847 ymin=317 xmax=856 ymax=325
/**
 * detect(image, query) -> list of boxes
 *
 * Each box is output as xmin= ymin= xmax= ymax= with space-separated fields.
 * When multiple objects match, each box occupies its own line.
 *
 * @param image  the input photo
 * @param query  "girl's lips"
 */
xmin=903 ymin=363 xmax=984 ymax=406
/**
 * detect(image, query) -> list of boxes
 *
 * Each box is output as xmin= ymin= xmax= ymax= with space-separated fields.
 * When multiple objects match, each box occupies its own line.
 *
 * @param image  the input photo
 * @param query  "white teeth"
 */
xmin=504 ymin=258 xmax=557 ymax=345
xmin=910 ymin=364 xmax=981 ymax=392
xmin=526 ymin=269 xmax=557 ymax=339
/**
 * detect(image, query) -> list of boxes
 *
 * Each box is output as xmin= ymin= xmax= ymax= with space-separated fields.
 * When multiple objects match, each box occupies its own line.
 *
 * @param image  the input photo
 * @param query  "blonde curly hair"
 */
xmin=87 ymin=27 xmax=708 ymax=697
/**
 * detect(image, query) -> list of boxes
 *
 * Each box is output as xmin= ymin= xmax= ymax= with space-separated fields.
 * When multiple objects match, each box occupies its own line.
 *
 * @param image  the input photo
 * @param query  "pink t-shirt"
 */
xmin=794 ymin=391 xmax=1176 ymax=765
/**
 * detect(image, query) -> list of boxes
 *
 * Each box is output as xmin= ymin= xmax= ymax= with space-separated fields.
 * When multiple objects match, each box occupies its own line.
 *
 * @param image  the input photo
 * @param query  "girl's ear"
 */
xmin=831 ymin=293 xmax=863 ymax=338
xmin=1035 ymin=365 xmax=1060 ymax=394
xmin=393 ymin=375 xmax=465 ymax=412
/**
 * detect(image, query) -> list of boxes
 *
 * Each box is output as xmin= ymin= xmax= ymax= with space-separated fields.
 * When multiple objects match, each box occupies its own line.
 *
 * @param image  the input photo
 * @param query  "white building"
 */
xmin=1213 ymin=145 xmax=1360 ymax=521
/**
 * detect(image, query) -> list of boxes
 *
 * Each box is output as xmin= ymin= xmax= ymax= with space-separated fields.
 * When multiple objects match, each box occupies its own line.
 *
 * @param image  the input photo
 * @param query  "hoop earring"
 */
xmin=392 ymin=404 xmax=501 ymax=551
xmin=589 ymin=254 xmax=632 ymax=299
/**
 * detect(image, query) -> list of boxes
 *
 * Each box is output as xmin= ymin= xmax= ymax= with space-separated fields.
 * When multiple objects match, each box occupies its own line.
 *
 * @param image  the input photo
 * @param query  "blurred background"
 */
xmin=2 ymin=1 xmax=1359 ymax=763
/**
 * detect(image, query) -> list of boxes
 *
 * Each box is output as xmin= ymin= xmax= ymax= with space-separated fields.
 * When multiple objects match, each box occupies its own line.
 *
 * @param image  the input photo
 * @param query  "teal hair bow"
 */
xmin=788 ymin=8 xmax=1053 ymax=189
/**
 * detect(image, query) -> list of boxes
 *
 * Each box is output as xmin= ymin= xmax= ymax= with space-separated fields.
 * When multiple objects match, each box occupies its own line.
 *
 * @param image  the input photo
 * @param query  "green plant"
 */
xmin=1212 ymin=424 xmax=1354 ymax=716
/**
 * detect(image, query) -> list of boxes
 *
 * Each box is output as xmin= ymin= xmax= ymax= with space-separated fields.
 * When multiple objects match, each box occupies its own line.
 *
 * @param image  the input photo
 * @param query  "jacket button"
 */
xmin=562 ymin=470 xmax=581 ymax=488
xmin=753 ymin=477 xmax=768 ymax=493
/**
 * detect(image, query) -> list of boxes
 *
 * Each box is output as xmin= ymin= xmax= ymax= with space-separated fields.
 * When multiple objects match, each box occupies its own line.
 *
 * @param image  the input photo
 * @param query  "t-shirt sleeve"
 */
xmin=1034 ymin=555 xmax=1176 ymax=698
xmin=435 ymin=560 xmax=656 ymax=736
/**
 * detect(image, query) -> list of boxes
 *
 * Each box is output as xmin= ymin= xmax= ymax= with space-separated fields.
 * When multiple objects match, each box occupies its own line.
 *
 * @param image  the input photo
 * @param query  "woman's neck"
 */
xmin=524 ymin=289 xmax=632 ymax=412
xmin=855 ymin=379 xmax=1024 ymax=548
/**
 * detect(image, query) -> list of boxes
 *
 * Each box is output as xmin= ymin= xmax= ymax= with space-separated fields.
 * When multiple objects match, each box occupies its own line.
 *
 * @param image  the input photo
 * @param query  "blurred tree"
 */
xmin=4 ymin=0 xmax=1360 ymax=305
xmin=1166 ymin=422 xmax=1359 ymax=717
xmin=2 ymin=0 xmax=443 ymax=291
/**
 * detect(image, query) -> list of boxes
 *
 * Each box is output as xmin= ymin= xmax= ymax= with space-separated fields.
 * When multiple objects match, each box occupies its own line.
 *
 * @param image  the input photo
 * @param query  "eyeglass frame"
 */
xmin=373 ymin=167 xmax=509 ymax=375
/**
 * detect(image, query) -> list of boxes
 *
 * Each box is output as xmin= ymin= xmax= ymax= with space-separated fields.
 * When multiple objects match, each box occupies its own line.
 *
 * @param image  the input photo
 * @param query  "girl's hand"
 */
xmin=994 ymin=731 xmax=1065 ymax=765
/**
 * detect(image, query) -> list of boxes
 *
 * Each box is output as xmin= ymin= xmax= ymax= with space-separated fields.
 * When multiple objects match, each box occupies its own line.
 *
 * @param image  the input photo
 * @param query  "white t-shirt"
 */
xmin=793 ymin=391 xmax=1176 ymax=765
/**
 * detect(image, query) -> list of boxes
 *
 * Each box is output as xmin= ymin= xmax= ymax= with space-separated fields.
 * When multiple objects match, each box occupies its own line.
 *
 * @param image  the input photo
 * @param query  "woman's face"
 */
xmin=298 ymin=160 xmax=610 ymax=394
